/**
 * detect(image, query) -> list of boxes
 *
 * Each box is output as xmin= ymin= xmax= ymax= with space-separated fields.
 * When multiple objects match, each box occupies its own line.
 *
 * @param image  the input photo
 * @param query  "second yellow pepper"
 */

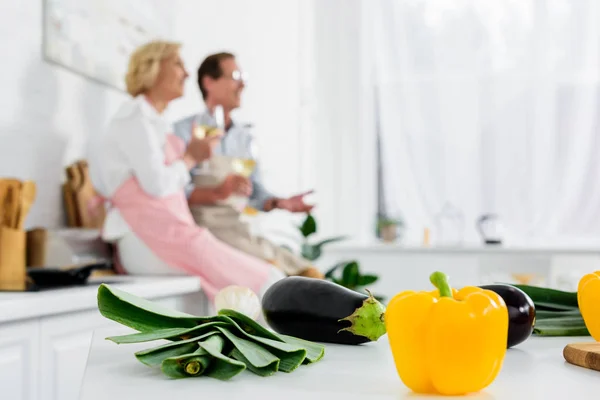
xmin=385 ymin=272 xmax=509 ymax=396
xmin=578 ymin=271 xmax=600 ymax=341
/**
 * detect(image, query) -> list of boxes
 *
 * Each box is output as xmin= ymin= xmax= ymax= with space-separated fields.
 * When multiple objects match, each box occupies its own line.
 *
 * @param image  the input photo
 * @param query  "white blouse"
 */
xmin=88 ymin=96 xmax=191 ymax=241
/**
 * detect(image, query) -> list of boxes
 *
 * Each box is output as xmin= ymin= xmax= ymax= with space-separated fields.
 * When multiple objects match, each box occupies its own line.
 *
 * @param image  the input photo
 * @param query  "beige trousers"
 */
xmin=190 ymin=156 xmax=320 ymax=278
xmin=190 ymin=204 xmax=313 ymax=276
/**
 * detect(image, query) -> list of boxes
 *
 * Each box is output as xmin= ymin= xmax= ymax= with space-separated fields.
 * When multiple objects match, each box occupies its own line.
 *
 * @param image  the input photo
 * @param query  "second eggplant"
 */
xmin=480 ymin=284 xmax=536 ymax=348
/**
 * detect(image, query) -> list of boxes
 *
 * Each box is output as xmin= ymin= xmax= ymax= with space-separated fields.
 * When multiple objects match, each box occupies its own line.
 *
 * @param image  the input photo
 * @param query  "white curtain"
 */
xmin=373 ymin=0 xmax=600 ymax=245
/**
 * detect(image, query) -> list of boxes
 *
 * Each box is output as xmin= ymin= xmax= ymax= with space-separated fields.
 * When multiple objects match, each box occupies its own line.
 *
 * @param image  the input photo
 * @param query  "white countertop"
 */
xmin=0 ymin=275 xmax=202 ymax=324
xmin=79 ymin=327 xmax=600 ymax=400
xmin=326 ymin=241 xmax=600 ymax=256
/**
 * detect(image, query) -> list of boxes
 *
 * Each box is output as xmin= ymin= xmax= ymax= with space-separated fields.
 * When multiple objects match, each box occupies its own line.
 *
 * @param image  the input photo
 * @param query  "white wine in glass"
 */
xmin=231 ymin=158 xmax=256 ymax=178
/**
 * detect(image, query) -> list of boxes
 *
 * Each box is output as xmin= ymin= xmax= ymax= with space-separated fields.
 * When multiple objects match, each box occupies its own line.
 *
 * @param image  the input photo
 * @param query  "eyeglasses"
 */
xmin=228 ymin=70 xmax=248 ymax=82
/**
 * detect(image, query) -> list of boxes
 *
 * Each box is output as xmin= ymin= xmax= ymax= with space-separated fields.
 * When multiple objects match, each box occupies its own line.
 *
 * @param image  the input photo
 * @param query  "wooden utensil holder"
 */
xmin=0 ymin=226 xmax=27 ymax=291
xmin=26 ymin=228 xmax=47 ymax=267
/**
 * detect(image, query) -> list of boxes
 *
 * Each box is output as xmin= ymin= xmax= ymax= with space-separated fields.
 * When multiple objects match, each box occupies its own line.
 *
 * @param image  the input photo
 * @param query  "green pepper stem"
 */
xmin=430 ymin=271 xmax=453 ymax=297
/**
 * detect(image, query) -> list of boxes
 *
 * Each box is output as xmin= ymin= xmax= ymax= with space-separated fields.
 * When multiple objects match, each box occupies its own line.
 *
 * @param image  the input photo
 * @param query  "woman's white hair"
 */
xmin=125 ymin=40 xmax=181 ymax=97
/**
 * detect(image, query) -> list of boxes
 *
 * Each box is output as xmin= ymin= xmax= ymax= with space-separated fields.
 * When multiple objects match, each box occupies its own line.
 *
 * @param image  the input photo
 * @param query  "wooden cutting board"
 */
xmin=74 ymin=161 xmax=105 ymax=229
xmin=564 ymin=343 xmax=600 ymax=371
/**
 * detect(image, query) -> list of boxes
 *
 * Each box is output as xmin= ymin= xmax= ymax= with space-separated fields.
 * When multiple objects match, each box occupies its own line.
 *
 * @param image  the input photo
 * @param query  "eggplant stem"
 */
xmin=336 ymin=293 xmax=387 ymax=341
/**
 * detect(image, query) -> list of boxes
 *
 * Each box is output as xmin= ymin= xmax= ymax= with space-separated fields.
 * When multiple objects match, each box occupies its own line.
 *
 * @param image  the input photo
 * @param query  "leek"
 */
xmin=97 ymin=283 xmax=326 ymax=381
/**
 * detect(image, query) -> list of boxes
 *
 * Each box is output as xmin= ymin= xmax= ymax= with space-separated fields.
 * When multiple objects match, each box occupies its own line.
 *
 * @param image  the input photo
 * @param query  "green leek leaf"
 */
xmin=161 ymin=348 xmax=213 ymax=378
xmin=534 ymin=302 xmax=579 ymax=312
xmin=229 ymin=348 xmax=276 ymax=377
xmin=97 ymin=284 xmax=206 ymax=331
xmin=532 ymin=315 xmax=591 ymax=337
xmin=198 ymin=334 xmax=247 ymax=380
xmin=106 ymin=321 xmax=231 ymax=344
xmin=211 ymin=312 xmax=306 ymax=372
xmin=217 ymin=309 xmax=283 ymax=341
xmin=278 ymin=334 xmax=325 ymax=363
xmin=161 ymin=335 xmax=246 ymax=380
xmin=135 ymin=331 xmax=217 ymax=366
xmin=533 ymin=325 xmax=590 ymax=336
xmin=107 ymin=327 xmax=191 ymax=344
xmin=216 ymin=327 xmax=280 ymax=376
xmin=97 ymin=285 xmax=327 ymax=380
xmin=511 ymin=284 xmax=578 ymax=308
xmin=534 ymin=309 xmax=582 ymax=319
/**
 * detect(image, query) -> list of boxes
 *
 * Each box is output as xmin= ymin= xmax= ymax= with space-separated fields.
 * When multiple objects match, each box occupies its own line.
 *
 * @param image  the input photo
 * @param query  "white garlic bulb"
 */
xmin=214 ymin=285 xmax=262 ymax=320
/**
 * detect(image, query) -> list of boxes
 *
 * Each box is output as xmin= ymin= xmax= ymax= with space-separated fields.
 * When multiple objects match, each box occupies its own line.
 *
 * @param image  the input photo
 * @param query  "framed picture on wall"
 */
xmin=42 ymin=0 xmax=174 ymax=91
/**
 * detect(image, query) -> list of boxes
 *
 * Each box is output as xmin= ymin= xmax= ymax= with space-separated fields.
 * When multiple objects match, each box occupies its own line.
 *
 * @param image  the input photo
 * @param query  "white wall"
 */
xmin=0 ymin=1 xmax=127 ymax=228
xmin=310 ymin=0 xmax=377 ymax=242
xmin=0 ymin=0 xmax=316 ymax=238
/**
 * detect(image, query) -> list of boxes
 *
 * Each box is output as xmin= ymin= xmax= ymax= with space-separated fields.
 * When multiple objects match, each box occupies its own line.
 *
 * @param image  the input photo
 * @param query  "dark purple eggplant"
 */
xmin=480 ymin=284 xmax=536 ymax=348
xmin=261 ymin=276 xmax=386 ymax=345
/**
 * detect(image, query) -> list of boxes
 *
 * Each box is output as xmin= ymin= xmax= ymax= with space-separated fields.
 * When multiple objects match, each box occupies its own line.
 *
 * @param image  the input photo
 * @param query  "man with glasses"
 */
xmin=173 ymin=52 xmax=323 ymax=280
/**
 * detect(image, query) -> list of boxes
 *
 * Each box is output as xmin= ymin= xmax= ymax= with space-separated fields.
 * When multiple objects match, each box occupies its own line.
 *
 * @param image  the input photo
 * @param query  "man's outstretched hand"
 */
xmin=276 ymin=190 xmax=315 ymax=213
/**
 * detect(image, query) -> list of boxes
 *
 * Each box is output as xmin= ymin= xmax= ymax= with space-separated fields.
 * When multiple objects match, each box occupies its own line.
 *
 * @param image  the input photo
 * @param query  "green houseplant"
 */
xmin=297 ymin=214 xmax=347 ymax=261
xmin=323 ymin=260 xmax=384 ymax=302
xmin=376 ymin=215 xmax=404 ymax=242
xmin=295 ymin=214 xmax=385 ymax=302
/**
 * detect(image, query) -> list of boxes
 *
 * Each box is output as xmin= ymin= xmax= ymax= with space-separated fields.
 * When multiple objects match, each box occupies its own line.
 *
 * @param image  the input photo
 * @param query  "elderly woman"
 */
xmin=88 ymin=40 xmax=285 ymax=302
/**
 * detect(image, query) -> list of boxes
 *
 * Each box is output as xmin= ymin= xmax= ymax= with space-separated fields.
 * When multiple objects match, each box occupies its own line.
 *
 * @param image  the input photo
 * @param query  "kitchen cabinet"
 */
xmin=0 ymin=319 xmax=40 ymax=400
xmin=0 ymin=276 xmax=203 ymax=400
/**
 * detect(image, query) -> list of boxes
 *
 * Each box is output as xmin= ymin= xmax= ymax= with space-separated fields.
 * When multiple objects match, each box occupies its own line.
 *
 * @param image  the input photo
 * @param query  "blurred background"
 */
xmin=3 ymin=1 xmax=600 ymax=398
xmin=4 ymin=0 xmax=600 ymax=245
xmin=2 ymin=0 xmax=600 ymax=290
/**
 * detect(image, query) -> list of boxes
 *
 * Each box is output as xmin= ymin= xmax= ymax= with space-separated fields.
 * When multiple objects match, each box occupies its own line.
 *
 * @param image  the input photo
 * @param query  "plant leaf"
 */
xmin=535 ymin=309 xmax=582 ymax=320
xmin=299 ymin=214 xmax=317 ymax=238
xmin=217 ymin=309 xmax=283 ymax=341
xmin=533 ymin=302 xmax=579 ymax=312
xmin=324 ymin=265 xmax=339 ymax=279
xmin=246 ymin=338 xmax=305 ymax=373
xmin=106 ymin=321 xmax=232 ymax=344
xmin=160 ymin=348 xmax=213 ymax=379
xmin=214 ymin=310 xmax=306 ymax=372
xmin=230 ymin=348 xmax=276 ymax=377
xmin=134 ymin=331 xmax=218 ymax=366
xmin=342 ymin=261 xmax=360 ymax=287
xmin=160 ymin=335 xmax=247 ymax=380
xmin=313 ymin=236 xmax=347 ymax=248
xmin=533 ymin=324 xmax=590 ymax=336
xmin=278 ymin=334 xmax=325 ymax=363
xmin=98 ymin=287 xmax=328 ymax=379
xmin=216 ymin=327 xmax=280 ymax=376
xmin=97 ymin=284 xmax=205 ymax=332
xmin=357 ymin=274 xmax=378 ymax=286
xmin=328 ymin=278 xmax=343 ymax=285
xmin=301 ymin=243 xmax=320 ymax=261
xmin=198 ymin=335 xmax=247 ymax=380
xmin=324 ymin=261 xmax=348 ymax=280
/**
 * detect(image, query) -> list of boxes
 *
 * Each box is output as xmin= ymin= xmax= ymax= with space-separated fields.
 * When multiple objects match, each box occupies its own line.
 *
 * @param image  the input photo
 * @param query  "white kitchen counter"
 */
xmin=0 ymin=275 xmax=202 ymax=324
xmin=326 ymin=241 xmax=600 ymax=255
xmin=0 ymin=275 xmax=205 ymax=400
xmin=79 ymin=328 xmax=600 ymax=400
xmin=318 ymin=241 xmax=600 ymax=299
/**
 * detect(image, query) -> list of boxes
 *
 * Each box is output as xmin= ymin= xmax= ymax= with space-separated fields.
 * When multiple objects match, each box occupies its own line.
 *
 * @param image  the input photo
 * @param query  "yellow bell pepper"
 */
xmin=385 ymin=272 xmax=509 ymax=396
xmin=577 ymin=271 xmax=600 ymax=341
